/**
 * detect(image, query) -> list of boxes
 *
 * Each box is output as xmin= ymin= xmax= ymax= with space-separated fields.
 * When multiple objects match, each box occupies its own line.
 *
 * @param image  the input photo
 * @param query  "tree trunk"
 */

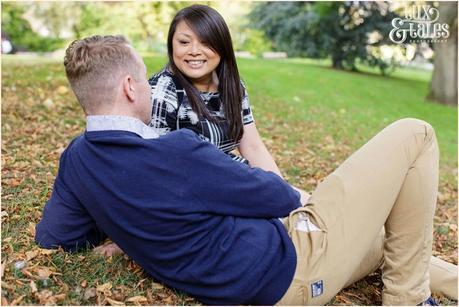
xmin=332 ymin=53 xmax=344 ymax=69
xmin=427 ymin=2 xmax=458 ymax=106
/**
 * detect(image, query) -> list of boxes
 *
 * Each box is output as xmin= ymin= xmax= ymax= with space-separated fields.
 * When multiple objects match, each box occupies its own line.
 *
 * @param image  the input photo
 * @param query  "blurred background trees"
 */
xmin=2 ymin=2 xmax=64 ymax=52
xmin=1 ymin=1 xmax=456 ymax=105
xmin=249 ymin=2 xmax=400 ymax=73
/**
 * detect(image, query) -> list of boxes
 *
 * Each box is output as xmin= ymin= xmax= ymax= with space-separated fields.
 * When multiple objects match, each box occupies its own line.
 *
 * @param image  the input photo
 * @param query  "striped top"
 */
xmin=148 ymin=68 xmax=254 ymax=164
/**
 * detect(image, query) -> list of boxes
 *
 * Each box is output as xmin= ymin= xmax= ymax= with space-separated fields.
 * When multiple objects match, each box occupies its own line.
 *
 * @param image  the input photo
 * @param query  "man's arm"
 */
xmin=166 ymin=130 xmax=302 ymax=218
xmin=35 ymin=155 xmax=106 ymax=252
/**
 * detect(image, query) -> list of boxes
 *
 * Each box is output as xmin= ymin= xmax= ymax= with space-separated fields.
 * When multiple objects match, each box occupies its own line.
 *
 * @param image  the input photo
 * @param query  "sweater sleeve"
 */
xmin=35 ymin=152 xmax=106 ymax=252
xmin=170 ymin=130 xmax=301 ymax=218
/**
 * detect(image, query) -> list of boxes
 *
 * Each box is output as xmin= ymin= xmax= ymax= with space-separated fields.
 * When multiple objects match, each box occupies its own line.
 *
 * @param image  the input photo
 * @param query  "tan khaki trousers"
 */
xmin=277 ymin=119 xmax=456 ymax=305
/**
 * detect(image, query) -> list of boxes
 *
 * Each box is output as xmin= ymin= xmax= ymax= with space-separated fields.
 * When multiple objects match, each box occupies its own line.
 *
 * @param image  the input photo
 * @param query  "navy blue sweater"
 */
xmin=35 ymin=128 xmax=300 ymax=305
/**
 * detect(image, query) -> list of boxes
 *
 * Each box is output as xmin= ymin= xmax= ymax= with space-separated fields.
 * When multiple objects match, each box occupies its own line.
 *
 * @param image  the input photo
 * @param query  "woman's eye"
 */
xmin=179 ymin=41 xmax=189 ymax=45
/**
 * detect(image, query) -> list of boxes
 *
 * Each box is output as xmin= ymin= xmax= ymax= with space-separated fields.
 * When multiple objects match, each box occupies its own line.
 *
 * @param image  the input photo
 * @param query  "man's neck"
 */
xmin=86 ymin=115 xmax=159 ymax=139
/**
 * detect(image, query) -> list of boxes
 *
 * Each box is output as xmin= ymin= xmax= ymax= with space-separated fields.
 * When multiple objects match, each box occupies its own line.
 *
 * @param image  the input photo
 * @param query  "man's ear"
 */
xmin=123 ymin=75 xmax=135 ymax=102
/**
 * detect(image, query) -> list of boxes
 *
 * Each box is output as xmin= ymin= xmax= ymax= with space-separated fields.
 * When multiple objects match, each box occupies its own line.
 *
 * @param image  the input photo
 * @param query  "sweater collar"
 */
xmin=86 ymin=115 xmax=159 ymax=139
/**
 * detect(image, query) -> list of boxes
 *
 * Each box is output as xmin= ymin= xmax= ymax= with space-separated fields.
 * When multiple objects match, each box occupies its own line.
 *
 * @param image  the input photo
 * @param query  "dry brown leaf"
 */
xmin=1 ymin=296 xmax=9 ymax=306
xmin=51 ymin=293 xmax=66 ymax=302
xmin=35 ymin=290 xmax=53 ymax=305
xmin=39 ymin=249 xmax=55 ymax=256
xmin=35 ymin=267 xmax=52 ymax=279
xmin=30 ymin=280 xmax=38 ymax=293
xmin=43 ymin=98 xmax=54 ymax=108
xmin=1 ymin=281 xmax=14 ymax=291
xmin=0 ymin=260 xmax=6 ymax=279
xmin=126 ymin=295 xmax=148 ymax=304
xmin=83 ymin=287 xmax=96 ymax=300
xmin=25 ymin=250 xmax=39 ymax=261
xmin=96 ymin=282 xmax=112 ymax=296
xmin=28 ymin=222 xmax=36 ymax=237
xmin=163 ymin=296 xmax=174 ymax=305
xmin=150 ymin=282 xmax=163 ymax=290
xmin=21 ymin=269 xmax=35 ymax=279
xmin=105 ymin=297 xmax=124 ymax=306
xmin=80 ymin=280 xmax=87 ymax=288
xmin=10 ymin=294 xmax=25 ymax=306
xmin=146 ymin=288 xmax=153 ymax=303
xmin=112 ymin=291 xmax=126 ymax=302
xmin=57 ymin=85 xmax=68 ymax=95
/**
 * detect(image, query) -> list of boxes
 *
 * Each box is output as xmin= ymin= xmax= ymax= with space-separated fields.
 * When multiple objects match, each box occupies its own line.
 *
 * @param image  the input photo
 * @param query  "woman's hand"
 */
xmin=291 ymin=186 xmax=311 ymax=206
xmin=94 ymin=242 xmax=124 ymax=257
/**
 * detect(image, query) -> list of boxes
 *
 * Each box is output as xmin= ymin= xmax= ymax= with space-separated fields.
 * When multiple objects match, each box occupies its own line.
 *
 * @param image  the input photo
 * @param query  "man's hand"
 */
xmin=291 ymin=186 xmax=311 ymax=206
xmin=94 ymin=242 xmax=124 ymax=257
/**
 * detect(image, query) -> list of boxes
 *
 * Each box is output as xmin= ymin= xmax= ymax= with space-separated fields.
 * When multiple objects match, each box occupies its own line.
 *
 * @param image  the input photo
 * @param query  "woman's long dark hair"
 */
xmin=167 ymin=4 xmax=244 ymax=141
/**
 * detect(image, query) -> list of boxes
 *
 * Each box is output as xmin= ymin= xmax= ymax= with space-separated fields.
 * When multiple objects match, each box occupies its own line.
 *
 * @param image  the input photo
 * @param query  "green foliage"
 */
xmin=249 ymin=2 xmax=401 ymax=73
xmin=1 ymin=2 xmax=64 ymax=52
xmin=238 ymin=28 xmax=272 ymax=57
xmin=72 ymin=3 xmax=103 ymax=39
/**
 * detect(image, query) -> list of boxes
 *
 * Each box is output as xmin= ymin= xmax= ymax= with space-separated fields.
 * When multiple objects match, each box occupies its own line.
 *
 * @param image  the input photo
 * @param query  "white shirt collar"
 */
xmin=86 ymin=115 xmax=159 ymax=139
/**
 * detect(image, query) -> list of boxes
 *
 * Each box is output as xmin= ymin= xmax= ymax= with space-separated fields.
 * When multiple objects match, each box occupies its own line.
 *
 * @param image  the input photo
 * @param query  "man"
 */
xmin=36 ymin=35 xmax=457 ymax=305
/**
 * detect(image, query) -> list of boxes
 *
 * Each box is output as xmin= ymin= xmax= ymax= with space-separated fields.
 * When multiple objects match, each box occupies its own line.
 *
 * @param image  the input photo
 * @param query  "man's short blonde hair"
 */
xmin=64 ymin=35 xmax=142 ymax=114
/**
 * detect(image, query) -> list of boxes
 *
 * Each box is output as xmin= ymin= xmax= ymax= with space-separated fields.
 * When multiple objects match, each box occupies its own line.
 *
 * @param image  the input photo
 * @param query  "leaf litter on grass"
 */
xmin=1 ymin=60 xmax=457 ymax=305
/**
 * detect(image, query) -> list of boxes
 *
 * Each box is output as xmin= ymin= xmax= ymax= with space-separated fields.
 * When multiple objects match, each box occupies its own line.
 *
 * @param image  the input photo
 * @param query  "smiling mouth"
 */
xmin=185 ymin=60 xmax=206 ymax=68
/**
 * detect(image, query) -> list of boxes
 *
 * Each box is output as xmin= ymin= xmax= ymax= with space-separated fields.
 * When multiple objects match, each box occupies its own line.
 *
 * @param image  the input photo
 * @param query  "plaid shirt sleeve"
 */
xmin=148 ymin=73 xmax=179 ymax=135
xmin=240 ymin=80 xmax=254 ymax=125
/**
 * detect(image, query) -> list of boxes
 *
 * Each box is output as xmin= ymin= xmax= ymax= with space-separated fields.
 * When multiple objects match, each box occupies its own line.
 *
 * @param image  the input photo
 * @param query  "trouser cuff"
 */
xmin=382 ymin=289 xmax=431 ymax=306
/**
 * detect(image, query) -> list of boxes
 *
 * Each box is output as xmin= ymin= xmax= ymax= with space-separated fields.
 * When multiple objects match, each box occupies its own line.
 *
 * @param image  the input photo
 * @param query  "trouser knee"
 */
xmin=391 ymin=118 xmax=437 ymax=144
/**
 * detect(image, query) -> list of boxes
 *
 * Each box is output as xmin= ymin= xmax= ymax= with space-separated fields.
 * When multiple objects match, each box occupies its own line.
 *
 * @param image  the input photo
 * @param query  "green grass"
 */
xmin=2 ymin=55 xmax=457 ymax=305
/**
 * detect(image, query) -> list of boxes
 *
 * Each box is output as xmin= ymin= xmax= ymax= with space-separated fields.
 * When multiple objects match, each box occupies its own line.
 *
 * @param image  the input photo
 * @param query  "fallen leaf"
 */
xmin=28 ymin=222 xmax=36 ymax=237
xmin=35 ymin=267 xmax=52 ymax=279
xmin=96 ymin=282 xmax=112 ymax=296
xmin=57 ymin=85 xmax=68 ymax=95
xmin=30 ymin=280 xmax=38 ymax=293
xmin=146 ymin=288 xmax=153 ymax=303
xmin=151 ymin=282 xmax=163 ymax=290
xmin=51 ymin=293 xmax=66 ymax=302
xmin=21 ymin=269 xmax=35 ymax=279
xmin=80 ymin=280 xmax=87 ymax=288
xmin=43 ymin=98 xmax=54 ymax=108
xmin=1 ymin=281 xmax=14 ymax=290
xmin=126 ymin=295 xmax=148 ymax=304
xmin=105 ymin=297 xmax=124 ymax=306
xmin=1 ymin=296 xmax=9 ymax=306
xmin=0 ymin=259 xmax=6 ymax=278
xmin=39 ymin=249 xmax=55 ymax=256
xmin=10 ymin=294 xmax=25 ymax=305
xmin=14 ymin=260 xmax=27 ymax=270
xmin=26 ymin=250 xmax=39 ymax=261
xmin=83 ymin=287 xmax=96 ymax=300
xmin=35 ymin=290 xmax=53 ymax=305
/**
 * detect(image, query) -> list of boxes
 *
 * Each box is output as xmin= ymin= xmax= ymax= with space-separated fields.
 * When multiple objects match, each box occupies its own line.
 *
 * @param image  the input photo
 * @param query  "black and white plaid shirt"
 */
xmin=148 ymin=68 xmax=254 ymax=164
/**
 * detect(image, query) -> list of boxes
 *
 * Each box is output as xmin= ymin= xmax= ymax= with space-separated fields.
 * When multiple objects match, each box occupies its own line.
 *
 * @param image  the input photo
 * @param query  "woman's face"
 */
xmin=172 ymin=20 xmax=221 ymax=87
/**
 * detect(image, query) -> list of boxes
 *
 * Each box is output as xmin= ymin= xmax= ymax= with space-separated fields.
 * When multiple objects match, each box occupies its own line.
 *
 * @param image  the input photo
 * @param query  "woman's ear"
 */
xmin=123 ymin=75 xmax=135 ymax=102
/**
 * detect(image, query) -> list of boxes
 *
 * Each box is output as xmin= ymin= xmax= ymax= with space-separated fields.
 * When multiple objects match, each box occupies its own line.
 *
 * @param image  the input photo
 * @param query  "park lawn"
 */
xmin=1 ymin=55 xmax=457 ymax=305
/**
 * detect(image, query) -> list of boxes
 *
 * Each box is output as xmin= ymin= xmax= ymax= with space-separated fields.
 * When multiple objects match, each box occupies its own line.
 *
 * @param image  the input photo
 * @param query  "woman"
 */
xmin=148 ymin=4 xmax=283 ymax=177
